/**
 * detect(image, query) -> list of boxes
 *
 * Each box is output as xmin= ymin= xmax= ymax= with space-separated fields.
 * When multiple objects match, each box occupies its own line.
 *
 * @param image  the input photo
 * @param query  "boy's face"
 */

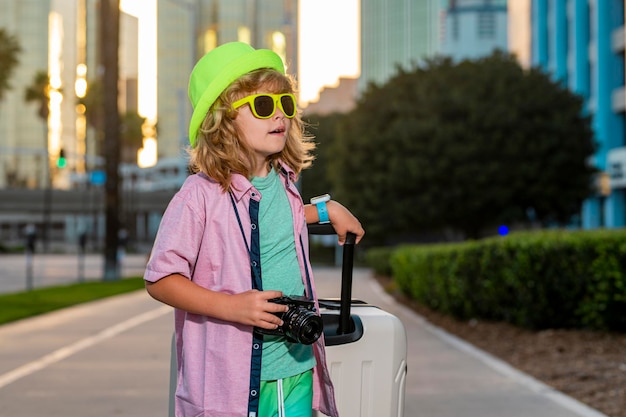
xmin=234 ymin=92 xmax=292 ymax=177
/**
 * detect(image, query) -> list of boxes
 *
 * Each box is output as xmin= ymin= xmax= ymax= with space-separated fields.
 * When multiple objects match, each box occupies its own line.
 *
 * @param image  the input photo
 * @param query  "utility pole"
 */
xmin=100 ymin=0 xmax=121 ymax=280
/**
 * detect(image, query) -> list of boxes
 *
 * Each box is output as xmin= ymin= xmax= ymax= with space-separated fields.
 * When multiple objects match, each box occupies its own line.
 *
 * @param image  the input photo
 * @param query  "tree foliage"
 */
xmin=78 ymin=78 xmax=103 ymax=131
xmin=330 ymin=51 xmax=596 ymax=244
xmin=120 ymin=111 xmax=146 ymax=163
xmin=300 ymin=113 xmax=342 ymax=200
xmin=79 ymin=79 xmax=147 ymax=162
xmin=0 ymin=29 xmax=21 ymax=101
xmin=24 ymin=70 xmax=50 ymax=121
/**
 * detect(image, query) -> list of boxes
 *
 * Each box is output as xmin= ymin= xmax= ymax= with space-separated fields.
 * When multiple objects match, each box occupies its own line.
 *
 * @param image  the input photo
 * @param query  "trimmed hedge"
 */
xmin=368 ymin=229 xmax=626 ymax=332
xmin=364 ymin=246 xmax=395 ymax=277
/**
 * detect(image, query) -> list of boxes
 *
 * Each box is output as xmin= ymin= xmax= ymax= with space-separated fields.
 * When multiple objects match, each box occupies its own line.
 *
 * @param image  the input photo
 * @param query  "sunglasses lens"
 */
xmin=280 ymin=95 xmax=295 ymax=117
xmin=253 ymin=95 xmax=275 ymax=118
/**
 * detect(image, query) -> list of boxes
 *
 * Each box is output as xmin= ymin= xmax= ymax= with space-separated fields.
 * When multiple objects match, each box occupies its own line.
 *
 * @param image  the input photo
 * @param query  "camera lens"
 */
xmin=283 ymin=307 xmax=323 ymax=345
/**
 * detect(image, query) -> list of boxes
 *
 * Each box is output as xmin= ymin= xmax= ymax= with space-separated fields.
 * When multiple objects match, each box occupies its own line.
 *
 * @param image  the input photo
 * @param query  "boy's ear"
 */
xmin=227 ymin=108 xmax=238 ymax=119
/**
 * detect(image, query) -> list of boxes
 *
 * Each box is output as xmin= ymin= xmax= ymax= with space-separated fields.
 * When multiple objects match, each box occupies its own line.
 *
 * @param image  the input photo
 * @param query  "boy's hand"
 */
xmin=226 ymin=290 xmax=289 ymax=329
xmin=326 ymin=200 xmax=365 ymax=245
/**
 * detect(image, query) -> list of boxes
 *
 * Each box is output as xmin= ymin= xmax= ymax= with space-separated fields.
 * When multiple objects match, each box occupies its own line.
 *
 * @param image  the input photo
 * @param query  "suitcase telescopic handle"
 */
xmin=307 ymin=223 xmax=357 ymax=335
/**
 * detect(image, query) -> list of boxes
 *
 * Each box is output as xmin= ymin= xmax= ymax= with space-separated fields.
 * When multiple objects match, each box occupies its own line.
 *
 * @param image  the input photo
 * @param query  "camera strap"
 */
xmin=299 ymin=235 xmax=315 ymax=301
xmin=229 ymin=191 xmax=263 ymax=416
xmin=229 ymin=191 xmax=263 ymax=291
xmin=229 ymin=190 xmax=315 ymax=300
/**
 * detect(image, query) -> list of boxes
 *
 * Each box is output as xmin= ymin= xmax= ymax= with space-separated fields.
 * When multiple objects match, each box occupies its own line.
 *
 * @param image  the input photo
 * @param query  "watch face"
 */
xmin=311 ymin=194 xmax=330 ymax=204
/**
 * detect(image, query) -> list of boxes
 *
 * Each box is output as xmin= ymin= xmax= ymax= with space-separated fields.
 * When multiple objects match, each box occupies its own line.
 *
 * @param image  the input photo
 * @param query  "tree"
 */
xmin=0 ymin=29 xmax=21 ymax=101
xmin=331 ymin=51 xmax=596 ymax=244
xmin=0 ymin=29 xmax=23 ymax=185
xmin=79 ymin=79 xmax=146 ymax=162
xmin=78 ymin=78 xmax=103 ymax=131
xmin=300 ymin=113 xmax=342 ymax=199
xmin=120 ymin=111 xmax=147 ymax=163
xmin=25 ymin=70 xmax=53 ymax=251
xmin=25 ymin=71 xmax=50 ymax=120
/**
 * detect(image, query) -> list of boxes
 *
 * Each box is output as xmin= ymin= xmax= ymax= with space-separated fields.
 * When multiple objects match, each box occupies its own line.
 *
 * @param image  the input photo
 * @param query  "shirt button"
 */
xmin=251 ymin=192 xmax=257 ymax=197
xmin=251 ymin=224 xmax=257 ymax=230
xmin=250 ymin=390 xmax=258 ymax=397
xmin=253 ymin=343 xmax=260 ymax=349
xmin=251 ymin=261 xmax=257 ymax=267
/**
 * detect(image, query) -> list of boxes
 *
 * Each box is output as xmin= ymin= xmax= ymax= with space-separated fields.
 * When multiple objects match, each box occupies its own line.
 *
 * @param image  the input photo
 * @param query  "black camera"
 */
xmin=254 ymin=296 xmax=323 ymax=345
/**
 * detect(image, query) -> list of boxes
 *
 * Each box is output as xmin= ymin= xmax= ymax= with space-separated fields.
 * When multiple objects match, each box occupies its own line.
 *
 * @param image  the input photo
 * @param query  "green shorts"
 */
xmin=259 ymin=369 xmax=313 ymax=417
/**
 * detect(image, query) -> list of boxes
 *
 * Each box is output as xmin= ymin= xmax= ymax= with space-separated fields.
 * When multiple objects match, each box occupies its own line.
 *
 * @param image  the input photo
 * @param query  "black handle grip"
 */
xmin=307 ymin=223 xmax=336 ymax=236
xmin=307 ymin=223 xmax=357 ymax=246
xmin=307 ymin=223 xmax=356 ymax=335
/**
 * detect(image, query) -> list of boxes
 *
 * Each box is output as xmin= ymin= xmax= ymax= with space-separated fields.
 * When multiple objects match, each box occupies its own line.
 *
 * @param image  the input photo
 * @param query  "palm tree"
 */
xmin=0 ymin=28 xmax=21 ymax=101
xmin=78 ymin=78 xmax=103 ymax=151
xmin=25 ymin=70 xmax=52 ymax=251
xmin=0 ymin=29 xmax=21 ymax=187
xmin=25 ymin=71 xmax=50 ymax=121
xmin=80 ymin=79 xmax=149 ymax=162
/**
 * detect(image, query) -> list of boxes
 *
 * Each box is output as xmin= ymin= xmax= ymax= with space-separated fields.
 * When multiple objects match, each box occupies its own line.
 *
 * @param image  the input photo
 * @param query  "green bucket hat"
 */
xmin=187 ymin=42 xmax=286 ymax=147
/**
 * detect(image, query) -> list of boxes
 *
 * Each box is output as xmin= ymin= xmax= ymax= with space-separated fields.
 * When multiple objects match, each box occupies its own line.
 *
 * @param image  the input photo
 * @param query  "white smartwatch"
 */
xmin=310 ymin=194 xmax=331 ymax=224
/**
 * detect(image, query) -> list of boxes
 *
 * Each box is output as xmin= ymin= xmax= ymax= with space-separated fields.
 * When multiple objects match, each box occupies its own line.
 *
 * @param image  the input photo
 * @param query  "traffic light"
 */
xmin=57 ymin=148 xmax=67 ymax=168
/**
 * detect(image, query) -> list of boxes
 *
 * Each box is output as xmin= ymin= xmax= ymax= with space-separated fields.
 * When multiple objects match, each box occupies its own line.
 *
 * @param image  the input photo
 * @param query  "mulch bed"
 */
xmin=375 ymin=275 xmax=626 ymax=417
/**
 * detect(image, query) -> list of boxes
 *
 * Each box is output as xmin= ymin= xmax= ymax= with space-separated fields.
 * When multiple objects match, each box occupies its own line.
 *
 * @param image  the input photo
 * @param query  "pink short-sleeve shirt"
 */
xmin=144 ymin=166 xmax=339 ymax=417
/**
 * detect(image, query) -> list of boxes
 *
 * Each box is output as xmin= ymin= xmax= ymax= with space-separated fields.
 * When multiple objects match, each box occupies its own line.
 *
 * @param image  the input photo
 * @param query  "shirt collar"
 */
xmin=228 ymin=161 xmax=295 ymax=202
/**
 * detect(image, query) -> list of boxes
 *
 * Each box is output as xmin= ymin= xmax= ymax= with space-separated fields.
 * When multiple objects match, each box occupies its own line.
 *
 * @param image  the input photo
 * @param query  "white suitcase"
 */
xmin=311 ymin=224 xmax=407 ymax=417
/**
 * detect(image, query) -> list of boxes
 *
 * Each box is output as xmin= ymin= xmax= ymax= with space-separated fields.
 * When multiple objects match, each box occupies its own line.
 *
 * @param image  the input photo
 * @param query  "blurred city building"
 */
xmin=509 ymin=0 xmax=625 ymax=229
xmin=0 ymin=0 xmax=139 ymax=190
xmin=0 ymin=0 xmax=141 ymax=249
xmin=507 ymin=0 xmax=532 ymax=68
xmin=0 ymin=0 xmax=298 ymax=250
xmin=0 ymin=0 xmax=49 ymax=190
xmin=308 ymin=0 xmax=508 ymax=120
xmin=359 ymin=0 xmax=442 ymax=94
xmin=441 ymin=0 xmax=508 ymax=61
xmin=0 ymin=0 xmax=297 ymax=190
xmin=303 ymin=77 xmax=359 ymax=116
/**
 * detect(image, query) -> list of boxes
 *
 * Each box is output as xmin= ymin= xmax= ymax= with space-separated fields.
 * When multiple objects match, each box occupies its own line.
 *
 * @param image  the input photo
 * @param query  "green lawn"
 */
xmin=0 ymin=277 xmax=146 ymax=326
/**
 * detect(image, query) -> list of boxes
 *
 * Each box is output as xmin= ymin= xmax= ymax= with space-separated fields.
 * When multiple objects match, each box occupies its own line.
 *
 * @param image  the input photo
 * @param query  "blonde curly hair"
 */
xmin=188 ymin=68 xmax=315 ymax=192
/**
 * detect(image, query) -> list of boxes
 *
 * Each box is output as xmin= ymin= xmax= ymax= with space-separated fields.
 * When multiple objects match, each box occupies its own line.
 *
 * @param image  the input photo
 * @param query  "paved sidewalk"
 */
xmin=0 ymin=267 xmax=609 ymax=417
xmin=0 ymin=253 xmax=149 ymax=294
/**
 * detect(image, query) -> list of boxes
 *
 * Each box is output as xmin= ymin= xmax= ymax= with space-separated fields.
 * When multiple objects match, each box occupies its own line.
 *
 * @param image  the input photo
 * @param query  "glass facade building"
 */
xmin=358 ymin=0 xmax=507 ymax=92
xmin=527 ymin=0 xmax=626 ymax=228
xmin=359 ymin=0 xmax=442 ymax=93
xmin=0 ymin=0 xmax=138 ymax=189
xmin=441 ymin=0 xmax=508 ymax=61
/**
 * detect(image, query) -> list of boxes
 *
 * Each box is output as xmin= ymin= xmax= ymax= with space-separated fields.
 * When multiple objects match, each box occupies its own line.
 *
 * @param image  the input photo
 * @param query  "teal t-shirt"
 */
xmin=251 ymin=168 xmax=316 ymax=381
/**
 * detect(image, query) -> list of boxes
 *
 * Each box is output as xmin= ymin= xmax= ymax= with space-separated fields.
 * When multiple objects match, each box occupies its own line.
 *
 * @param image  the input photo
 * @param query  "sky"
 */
xmin=119 ymin=0 xmax=157 ymax=121
xmin=298 ymin=0 xmax=360 ymax=104
xmin=119 ymin=0 xmax=359 ymax=117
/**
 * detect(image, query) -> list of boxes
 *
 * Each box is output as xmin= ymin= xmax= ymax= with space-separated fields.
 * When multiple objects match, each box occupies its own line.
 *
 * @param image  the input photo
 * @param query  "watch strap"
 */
xmin=315 ymin=201 xmax=330 ymax=224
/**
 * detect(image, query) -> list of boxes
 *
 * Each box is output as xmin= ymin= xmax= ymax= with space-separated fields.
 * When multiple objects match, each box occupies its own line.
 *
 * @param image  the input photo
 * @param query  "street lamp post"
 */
xmin=599 ymin=171 xmax=611 ymax=227
xmin=101 ymin=0 xmax=122 ymax=280
xmin=42 ymin=129 xmax=52 ymax=252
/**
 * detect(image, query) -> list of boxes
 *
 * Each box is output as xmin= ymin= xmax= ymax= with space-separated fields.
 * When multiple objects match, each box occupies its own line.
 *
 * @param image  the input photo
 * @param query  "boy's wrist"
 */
xmin=310 ymin=194 xmax=331 ymax=224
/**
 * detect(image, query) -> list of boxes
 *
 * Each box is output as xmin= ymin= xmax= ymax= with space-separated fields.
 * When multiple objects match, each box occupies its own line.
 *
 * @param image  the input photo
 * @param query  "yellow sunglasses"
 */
xmin=232 ymin=93 xmax=297 ymax=119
